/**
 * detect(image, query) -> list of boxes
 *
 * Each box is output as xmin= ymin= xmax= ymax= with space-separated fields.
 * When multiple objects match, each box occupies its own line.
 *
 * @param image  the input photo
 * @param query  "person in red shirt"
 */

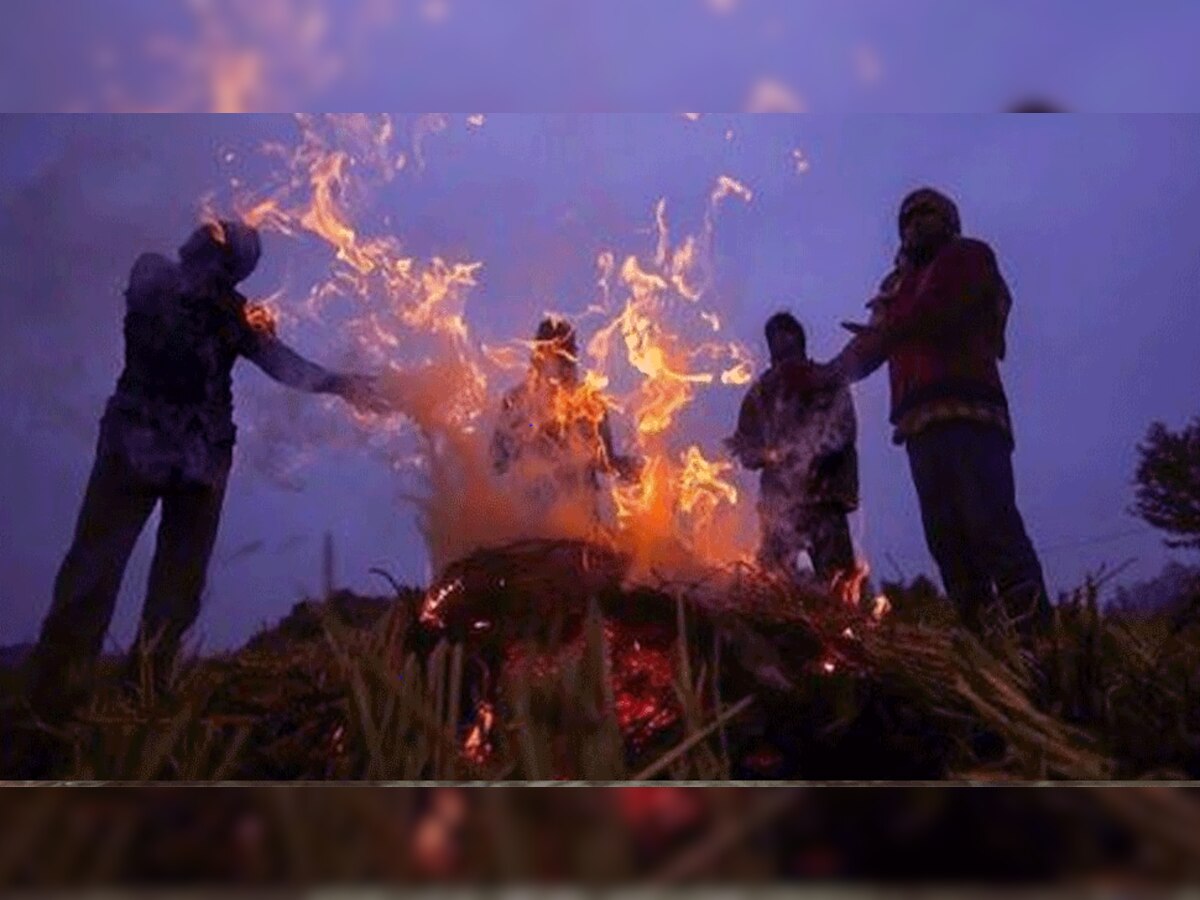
xmin=814 ymin=188 xmax=1051 ymax=637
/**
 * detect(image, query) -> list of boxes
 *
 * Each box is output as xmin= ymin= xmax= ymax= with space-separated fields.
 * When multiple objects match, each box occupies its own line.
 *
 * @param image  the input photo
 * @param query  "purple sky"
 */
xmin=2 ymin=114 xmax=1199 ymax=651
xmin=2 ymin=1 xmax=1200 ymax=112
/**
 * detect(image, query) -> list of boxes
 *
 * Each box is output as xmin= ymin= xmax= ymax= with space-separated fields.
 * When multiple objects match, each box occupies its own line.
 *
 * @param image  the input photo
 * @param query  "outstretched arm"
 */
xmin=244 ymin=333 xmax=344 ymax=394
xmin=238 ymin=309 xmax=389 ymax=413
xmin=822 ymin=242 xmax=1003 ymax=387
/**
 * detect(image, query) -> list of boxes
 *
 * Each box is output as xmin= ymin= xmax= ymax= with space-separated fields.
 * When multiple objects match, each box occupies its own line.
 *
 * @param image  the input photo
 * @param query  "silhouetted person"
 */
xmin=814 ymin=188 xmax=1052 ymax=636
xmin=29 ymin=220 xmax=386 ymax=713
xmin=491 ymin=317 xmax=638 ymax=521
xmin=726 ymin=313 xmax=858 ymax=584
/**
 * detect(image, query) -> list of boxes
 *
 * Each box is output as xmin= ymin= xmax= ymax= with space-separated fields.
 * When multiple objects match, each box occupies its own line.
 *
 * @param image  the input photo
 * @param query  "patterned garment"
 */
xmin=892 ymin=397 xmax=1012 ymax=446
xmin=836 ymin=237 xmax=1013 ymax=447
xmin=756 ymin=501 xmax=856 ymax=583
xmin=729 ymin=360 xmax=859 ymax=512
xmin=490 ymin=373 xmax=616 ymax=513
xmin=101 ymin=253 xmax=324 ymax=488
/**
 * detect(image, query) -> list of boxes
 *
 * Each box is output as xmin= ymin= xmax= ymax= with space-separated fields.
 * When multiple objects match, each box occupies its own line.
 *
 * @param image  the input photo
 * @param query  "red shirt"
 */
xmin=846 ymin=237 xmax=1012 ymax=443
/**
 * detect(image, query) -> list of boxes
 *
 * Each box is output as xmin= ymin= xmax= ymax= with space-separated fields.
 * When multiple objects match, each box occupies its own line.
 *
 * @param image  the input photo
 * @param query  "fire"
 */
xmin=243 ymin=302 xmax=279 ymax=336
xmin=462 ymin=700 xmax=495 ymax=766
xmin=209 ymin=115 xmax=764 ymax=580
xmin=677 ymin=446 xmax=738 ymax=520
xmin=420 ymin=577 xmax=463 ymax=628
xmin=831 ymin=561 xmax=871 ymax=607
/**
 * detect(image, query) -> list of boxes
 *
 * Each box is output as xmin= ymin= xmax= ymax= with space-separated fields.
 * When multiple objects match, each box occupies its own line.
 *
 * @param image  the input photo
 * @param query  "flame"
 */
xmin=210 ymin=116 xmax=763 ymax=581
xmin=462 ymin=700 xmax=495 ymax=766
xmin=677 ymin=446 xmax=738 ymax=519
xmin=831 ymin=560 xmax=871 ymax=607
xmin=243 ymin=301 xmax=279 ymax=336
xmin=720 ymin=342 xmax=754 ymax=385
xmin=79 ymin=0 xmax=409 ymax=113
xmin=420 ymin=577 xmax=463 ymax=628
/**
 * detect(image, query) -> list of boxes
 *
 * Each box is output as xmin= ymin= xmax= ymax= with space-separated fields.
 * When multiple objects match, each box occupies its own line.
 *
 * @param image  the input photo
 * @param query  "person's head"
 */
xmin=179 ymin=219 xmax=262 ymax=287
xmin=532 ymin=316 xmax=578 ymax=379
xmin=898 ymin=187 xmax=960 ymax=264
xmin=764 ymin=312 xmax=806 ymax=364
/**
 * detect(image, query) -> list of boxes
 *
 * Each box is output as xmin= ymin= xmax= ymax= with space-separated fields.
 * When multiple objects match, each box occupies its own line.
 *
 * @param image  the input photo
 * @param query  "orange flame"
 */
xmin=212 ymin=116 xmax=761 ymax=579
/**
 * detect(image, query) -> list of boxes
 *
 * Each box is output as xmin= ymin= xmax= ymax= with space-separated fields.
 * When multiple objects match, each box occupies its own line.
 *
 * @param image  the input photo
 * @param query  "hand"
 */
xmin=336 ymin=373 xmax=393 ymax=415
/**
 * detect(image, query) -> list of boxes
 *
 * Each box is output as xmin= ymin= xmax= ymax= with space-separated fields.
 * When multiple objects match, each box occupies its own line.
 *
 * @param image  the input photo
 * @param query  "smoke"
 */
xmin=202 ymin=113 xmax=760 ymax=581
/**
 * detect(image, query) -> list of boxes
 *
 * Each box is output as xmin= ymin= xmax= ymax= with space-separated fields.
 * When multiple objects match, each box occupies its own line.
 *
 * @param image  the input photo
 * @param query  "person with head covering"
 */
xmin=490 ymin=317 xmax=639 ymax=522
xmin=725 ymin=312 xmax=859 ymax=585
xmin=27 ymin=220 xmax=389 ymax=713
xmin=812 ymin=187 xmax=1051 ymax=637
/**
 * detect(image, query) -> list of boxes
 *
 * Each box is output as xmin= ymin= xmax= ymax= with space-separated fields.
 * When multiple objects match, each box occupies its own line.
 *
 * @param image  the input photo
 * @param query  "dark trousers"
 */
xmin=758 ymin=501 xmax=857 ymax=585
xmin=30 ymin=444 xmax=228 ymax=707
xmin=906 ymin=420 xmax=1051 ymax=635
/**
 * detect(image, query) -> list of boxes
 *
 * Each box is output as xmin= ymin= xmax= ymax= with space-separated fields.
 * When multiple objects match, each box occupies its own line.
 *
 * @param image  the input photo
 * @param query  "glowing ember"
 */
xmin=872 ymin=594 xmax=893 ymax=621
xmin=831 ymin=561 xmax=871 ymax=607
xmin=462 ymin=700 xmax=495 ymax=766
xmin=420 ymin=577 xmax=464 ymax=627
xmin=243 ymin=302 xmax=279 ymax=336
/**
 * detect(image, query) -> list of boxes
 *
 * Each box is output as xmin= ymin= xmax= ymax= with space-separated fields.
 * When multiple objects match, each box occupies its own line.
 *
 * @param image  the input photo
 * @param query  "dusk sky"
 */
xmin=2 ymin=113 xmax=1198 ymax=651
xmin=2 ymin=1 xmax=1200 ymax=112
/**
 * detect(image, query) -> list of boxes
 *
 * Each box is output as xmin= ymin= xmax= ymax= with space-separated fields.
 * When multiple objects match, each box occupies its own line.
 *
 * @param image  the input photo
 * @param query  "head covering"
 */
xmin=534 ymin=316 xmax=578 ymax=358
xmin=898 ymin=187 xmax=961 ymax=238
xmin=764 ymin=311 xmax=806 ymax=362
xmin=178 ymin=219 xmax=262 ymax=285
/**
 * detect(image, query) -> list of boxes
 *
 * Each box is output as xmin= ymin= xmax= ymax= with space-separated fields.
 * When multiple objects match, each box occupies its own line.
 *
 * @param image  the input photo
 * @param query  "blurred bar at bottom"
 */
xmin=1 ymin=785 xmax=1198 ymax=887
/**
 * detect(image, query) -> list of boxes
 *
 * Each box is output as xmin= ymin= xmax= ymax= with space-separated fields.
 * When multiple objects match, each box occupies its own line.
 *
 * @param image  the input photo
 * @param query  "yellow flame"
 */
xmin=213 ymin=118 xmax=764 ymax=580
xmin=677 ymin=445 xmax=738 ymax=520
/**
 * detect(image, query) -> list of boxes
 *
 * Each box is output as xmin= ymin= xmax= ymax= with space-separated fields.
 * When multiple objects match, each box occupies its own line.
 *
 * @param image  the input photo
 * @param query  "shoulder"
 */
xmin=128 ymin=253 xmax=180 ymax=293
xmin=126 ymin=253 xmax=181 ymax=311
xmin=939 ymin=237 xmax=998 ymax=269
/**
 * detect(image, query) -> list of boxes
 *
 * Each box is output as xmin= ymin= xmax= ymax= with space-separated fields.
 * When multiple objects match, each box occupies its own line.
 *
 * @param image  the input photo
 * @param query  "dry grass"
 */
xmin=2 ymin=548 xmax=1199 ymax=783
